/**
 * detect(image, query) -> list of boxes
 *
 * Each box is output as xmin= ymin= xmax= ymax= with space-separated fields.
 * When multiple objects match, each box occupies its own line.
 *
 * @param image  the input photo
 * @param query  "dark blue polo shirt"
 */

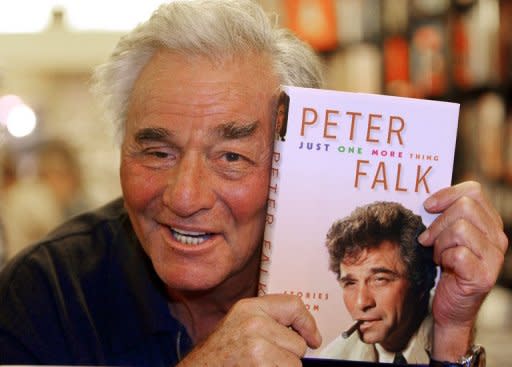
xmin=0 ymin=198 xmax=192 ymax=366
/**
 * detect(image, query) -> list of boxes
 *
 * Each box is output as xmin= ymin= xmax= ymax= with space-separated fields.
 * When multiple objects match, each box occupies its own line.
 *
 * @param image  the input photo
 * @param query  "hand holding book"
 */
xmin=178 ymin=294 xmax=322 ymax=366
xmin=418 ymin=181 xmax=508 ymax=362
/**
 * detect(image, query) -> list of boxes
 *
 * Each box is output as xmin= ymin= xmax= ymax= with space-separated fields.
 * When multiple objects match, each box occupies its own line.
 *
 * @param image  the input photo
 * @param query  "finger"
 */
xmin=240 ymin=314 xmax=309 ymax=357
xmin=430 ymin=219 xmax=482 ymax=263
xmin=431 ymin=219 xmax=505 ymax=280
xmin=424 ymin=181 xmax=502 ymax=229
xmin=438 ymin=245 xmax=483 ymax=284
xmin=199 ymin=333 xmax=303 ymax=367
xmin=262 ymin=344 xmax=303 ymax=367
xmin=420 ymin=195 xmax=505 ymax=251
xmin=436 ymin=244 xmax=502 ymax=295
xmin=252 ymin=294 xmax=322 ymax=348
xmin=243 ymin=337 xmax=303 ymax=367
xmin=434 ymin=219 xmax=503 ymax=262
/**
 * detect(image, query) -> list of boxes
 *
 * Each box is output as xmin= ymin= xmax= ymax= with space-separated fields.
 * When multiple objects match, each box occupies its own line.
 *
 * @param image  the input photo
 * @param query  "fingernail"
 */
xmin=424 ymin=196 xmax=437 ymax=210
xmin=418 ymin=229 xmax=429 ymax=244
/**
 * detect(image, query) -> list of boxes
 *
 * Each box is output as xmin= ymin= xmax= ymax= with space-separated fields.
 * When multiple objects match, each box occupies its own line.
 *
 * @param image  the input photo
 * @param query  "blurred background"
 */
xmin=0 ymin=0 xmax=510 ymax=364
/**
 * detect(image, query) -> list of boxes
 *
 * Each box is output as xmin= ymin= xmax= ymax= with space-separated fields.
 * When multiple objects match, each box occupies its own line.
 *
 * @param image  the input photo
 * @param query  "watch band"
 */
xmin=429 ymin=345 xmax=486 ymax=367
xmin=429 ymin=360 xmax=463 ymax=367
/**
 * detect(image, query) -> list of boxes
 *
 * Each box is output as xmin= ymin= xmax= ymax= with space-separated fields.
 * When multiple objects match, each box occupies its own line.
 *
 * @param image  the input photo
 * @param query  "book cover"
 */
xmin=259 ymin=86 xmax=459 ymax=365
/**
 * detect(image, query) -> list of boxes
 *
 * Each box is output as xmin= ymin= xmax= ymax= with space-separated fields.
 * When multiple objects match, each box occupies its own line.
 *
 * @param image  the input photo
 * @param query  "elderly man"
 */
xmin=0 ymin=1 xmax=507 ymax=366
xmin=321 ymin=201 xmax=437 ymax=364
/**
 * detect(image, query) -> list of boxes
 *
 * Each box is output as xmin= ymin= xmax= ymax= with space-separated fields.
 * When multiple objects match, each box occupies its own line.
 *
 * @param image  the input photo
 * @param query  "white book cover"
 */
xmin=259 ymin=86 xmax=459 ymax=364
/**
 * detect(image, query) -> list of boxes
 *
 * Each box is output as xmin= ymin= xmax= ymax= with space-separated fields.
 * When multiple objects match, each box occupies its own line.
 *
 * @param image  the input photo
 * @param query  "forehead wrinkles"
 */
xmin=127 ymin=50 xmax=280 ymax=132
xmin=140 ymin=81 xmax=256 ymax=119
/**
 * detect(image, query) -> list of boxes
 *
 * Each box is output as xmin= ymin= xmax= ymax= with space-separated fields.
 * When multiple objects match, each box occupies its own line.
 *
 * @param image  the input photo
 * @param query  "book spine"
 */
xmin=258 ymin=143 xmax=283 ymax=296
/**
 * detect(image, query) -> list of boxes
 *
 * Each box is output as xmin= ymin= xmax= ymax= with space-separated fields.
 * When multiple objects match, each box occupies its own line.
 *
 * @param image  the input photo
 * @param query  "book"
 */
xmin=259 ymin=86 xmax=459 ymax=365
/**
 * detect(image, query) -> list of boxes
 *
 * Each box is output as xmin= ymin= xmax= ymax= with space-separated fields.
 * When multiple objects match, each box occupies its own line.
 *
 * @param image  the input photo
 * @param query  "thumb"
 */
xmin=257 ymin=294 xmax=322 ymax=348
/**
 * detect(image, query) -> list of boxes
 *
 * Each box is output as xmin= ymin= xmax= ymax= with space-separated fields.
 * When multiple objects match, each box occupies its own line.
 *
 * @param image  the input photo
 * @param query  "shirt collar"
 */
xmin=375 ymin=314 xmax=433 ymax=364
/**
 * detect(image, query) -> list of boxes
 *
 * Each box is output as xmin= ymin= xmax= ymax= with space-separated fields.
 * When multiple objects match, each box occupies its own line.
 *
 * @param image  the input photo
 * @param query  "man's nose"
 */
xmin=162 ymin=152 xmax=216 ymax=217
xmin=355 ymin=285 xmax=376 ymax=312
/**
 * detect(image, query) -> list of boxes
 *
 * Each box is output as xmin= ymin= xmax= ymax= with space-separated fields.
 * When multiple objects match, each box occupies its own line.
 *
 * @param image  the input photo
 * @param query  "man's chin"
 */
xmin=156 ymin=264 xmax=228 ymax=292
xmin=165 ymin=276 xmax=227 ymax=294
xmin=359 ymin=330 xmax=385 ymax=345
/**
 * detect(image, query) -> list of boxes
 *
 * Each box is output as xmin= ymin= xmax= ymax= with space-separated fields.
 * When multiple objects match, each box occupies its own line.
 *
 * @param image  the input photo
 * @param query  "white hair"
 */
xmin=92 ymin=0 xmax=324 ymax=140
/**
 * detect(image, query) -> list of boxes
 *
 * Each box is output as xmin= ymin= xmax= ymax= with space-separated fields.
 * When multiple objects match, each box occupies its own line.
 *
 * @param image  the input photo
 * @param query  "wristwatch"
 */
xmin=429 ymin=345 xmax=486 ymax=367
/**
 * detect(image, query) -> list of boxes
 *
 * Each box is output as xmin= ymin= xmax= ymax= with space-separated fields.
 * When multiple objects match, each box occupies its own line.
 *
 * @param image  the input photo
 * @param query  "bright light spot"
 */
xmin=0 ymin=95 xmax=24 ymax=125
xmin=0 ymin=1 xmax=167 ymax=33
xmin=0 ymin=1 xmax=53 ymax=33
xmin=64 ymin=1 xmax=165 ymax=31
xmin=6 ymin=104 xmax=37 ymax=138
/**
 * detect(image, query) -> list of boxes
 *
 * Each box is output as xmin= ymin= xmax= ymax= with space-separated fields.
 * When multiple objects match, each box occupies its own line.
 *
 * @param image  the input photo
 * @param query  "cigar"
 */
xmin=342 ymin=320 xmax=362 ymax=339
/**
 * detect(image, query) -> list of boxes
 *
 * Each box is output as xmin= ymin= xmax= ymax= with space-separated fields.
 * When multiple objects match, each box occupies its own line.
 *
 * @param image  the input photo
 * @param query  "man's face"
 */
xmin=121 ymin=49 xmax=279 ymax=292
xmin=339 ymin=241 xmax=415 ymax=350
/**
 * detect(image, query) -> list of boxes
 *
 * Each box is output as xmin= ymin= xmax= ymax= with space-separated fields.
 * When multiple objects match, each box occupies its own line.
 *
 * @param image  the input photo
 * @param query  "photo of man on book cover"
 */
xmin=320 ymin=201 xmax=437 ymax=365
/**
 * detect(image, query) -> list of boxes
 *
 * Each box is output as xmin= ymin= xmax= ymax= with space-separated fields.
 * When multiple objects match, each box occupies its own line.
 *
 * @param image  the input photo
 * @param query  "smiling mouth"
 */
xmin=171 ymin=228 xmax=212 ymax=245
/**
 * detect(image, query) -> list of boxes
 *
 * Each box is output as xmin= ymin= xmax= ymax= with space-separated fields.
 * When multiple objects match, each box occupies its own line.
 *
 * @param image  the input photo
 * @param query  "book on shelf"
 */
xmin=259 ymin=86 xmax=459 ymax=366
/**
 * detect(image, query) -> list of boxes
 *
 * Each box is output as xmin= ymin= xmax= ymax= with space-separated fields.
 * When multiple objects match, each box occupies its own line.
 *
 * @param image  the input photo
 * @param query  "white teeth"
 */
xmin=171 ymin=228 xmax=210 ymax=245
xmin=173 ymin=228 xmax=207 ymax=236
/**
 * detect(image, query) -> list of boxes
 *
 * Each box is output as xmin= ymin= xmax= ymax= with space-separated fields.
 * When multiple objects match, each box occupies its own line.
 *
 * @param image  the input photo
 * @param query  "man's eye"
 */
xmin=341 ymin=280 xmax=355 ymax=288
xmin=225 ymin=152 xmax=242 ymax=162
xmin=151 ymin=151 xmax=169 ymax=158
xmin=144 ymin=150 xmax=170 ymax=159
xmin=372 ymin=277 xmax=391 ymax=286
